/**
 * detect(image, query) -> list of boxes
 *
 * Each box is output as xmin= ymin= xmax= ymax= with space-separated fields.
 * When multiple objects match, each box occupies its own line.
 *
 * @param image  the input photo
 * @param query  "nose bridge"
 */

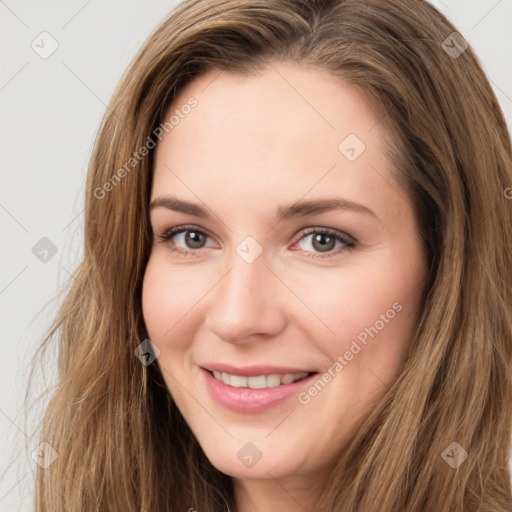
xmin=204 ymin=244 xmax=284 ymax=342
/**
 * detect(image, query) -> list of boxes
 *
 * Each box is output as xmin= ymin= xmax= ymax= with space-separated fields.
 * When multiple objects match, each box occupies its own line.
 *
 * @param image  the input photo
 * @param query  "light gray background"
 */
xmin=1 ymin=1 xmax=511 ymax=510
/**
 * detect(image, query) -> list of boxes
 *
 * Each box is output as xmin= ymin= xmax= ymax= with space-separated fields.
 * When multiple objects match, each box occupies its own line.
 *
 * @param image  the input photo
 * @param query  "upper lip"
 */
xmin=201 ymin=363 xmax=317 ymax=377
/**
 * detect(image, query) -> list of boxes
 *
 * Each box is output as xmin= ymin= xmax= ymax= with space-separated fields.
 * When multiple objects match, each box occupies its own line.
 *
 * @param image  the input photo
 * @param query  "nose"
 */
xmin=204 ymin=249 xmax=287 ymax=344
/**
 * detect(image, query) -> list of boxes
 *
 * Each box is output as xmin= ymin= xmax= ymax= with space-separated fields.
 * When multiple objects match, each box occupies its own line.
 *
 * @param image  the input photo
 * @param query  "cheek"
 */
xmin=296 ymin=263 xmax=423 ymax=366
xmin=141 ymin=254 xmax=198 ymax=348
xmin=141 ymin=255 xmax=199 ymax=407
xmin=293 ymin=265 xmax=401 ymax=335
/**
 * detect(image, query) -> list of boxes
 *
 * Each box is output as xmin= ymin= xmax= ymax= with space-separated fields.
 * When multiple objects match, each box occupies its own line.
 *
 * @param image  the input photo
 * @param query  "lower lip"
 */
xmin=201 ymin=367 xmax=318 ymax=413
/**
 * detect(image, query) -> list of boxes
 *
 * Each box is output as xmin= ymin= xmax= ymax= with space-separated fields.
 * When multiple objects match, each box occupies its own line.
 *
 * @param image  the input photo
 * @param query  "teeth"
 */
xmin=212 ymin=370 xmax=309 ymax=388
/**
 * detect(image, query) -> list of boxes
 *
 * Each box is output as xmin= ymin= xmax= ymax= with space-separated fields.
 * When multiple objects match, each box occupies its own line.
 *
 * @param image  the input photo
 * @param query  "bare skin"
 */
xmin=142 ymin=61 xmax=428 ymax=512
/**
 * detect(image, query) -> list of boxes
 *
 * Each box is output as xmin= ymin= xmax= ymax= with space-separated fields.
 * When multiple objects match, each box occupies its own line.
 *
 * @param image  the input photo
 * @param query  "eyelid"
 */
xmin=294 ymin=226 xmax=356 ymax=245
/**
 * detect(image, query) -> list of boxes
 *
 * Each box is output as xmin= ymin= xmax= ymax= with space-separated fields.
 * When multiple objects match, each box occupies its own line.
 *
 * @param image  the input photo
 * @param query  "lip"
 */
xmin=201 ymin=362 xmax=317 ymax=377
xmin=200 ymin=366 xmax=319 ymax=413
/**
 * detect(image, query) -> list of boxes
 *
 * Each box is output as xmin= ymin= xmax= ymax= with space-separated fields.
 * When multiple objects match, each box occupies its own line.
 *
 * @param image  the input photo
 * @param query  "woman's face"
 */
xmin=142 ymin=61 xmax=427 ymax=484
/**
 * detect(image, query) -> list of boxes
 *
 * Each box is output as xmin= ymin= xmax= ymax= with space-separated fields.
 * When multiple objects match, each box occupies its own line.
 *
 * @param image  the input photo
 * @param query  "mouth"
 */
xmin=200 ymin=366 xmax=320 ymax=413
xmin=204 ymin=369 xmax=318 ymax=389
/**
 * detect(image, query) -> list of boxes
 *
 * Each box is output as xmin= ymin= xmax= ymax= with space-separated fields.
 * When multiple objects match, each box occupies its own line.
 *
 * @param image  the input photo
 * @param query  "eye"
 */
xmin=157 ymin=225 xmax=215 ymax=257
xmin=292 ymin=227 xmax=356 ymax=259
xmin=156 ymin=225 xmax=356 ymax=259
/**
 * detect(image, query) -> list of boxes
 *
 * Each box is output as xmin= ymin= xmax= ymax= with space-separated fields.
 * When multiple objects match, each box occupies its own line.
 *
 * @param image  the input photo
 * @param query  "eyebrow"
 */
xmin=150 ymin=196 xmax=378 ymax=223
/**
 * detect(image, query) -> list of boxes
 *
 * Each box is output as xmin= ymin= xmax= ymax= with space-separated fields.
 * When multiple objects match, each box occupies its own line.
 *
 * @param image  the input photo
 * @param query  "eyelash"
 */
xmin=156 ymin=224 xmax=356 ymax=260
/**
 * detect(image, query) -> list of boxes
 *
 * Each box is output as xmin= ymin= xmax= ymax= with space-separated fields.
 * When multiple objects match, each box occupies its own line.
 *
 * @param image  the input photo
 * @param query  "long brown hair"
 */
xmin=26 ymin=0 xmax=512 ymax=510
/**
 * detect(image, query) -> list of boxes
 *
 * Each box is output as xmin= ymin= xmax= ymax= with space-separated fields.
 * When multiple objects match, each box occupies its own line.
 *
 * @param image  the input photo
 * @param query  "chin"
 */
xmin=200 ymin=441 xmax=298 ymax=480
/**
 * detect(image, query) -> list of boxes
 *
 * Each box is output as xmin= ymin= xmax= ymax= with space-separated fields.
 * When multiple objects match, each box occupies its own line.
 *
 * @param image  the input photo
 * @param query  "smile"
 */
xmin=201 ymin=367 xmax=319 ymax=413
xmin=211 ymin=370 xmax=311 ymax=388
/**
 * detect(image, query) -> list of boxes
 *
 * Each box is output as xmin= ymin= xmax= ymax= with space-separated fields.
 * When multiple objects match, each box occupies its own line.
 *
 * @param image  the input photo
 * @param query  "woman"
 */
xmin=29 ymin=0 xmax=512 ymax=510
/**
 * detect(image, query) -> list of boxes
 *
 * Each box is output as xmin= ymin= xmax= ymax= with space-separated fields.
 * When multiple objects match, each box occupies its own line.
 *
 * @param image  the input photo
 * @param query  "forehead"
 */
xmin=151 ymin=62 xmax=407 ymax=226
xmin=161 ymin=62 xmax=383 ymax=152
